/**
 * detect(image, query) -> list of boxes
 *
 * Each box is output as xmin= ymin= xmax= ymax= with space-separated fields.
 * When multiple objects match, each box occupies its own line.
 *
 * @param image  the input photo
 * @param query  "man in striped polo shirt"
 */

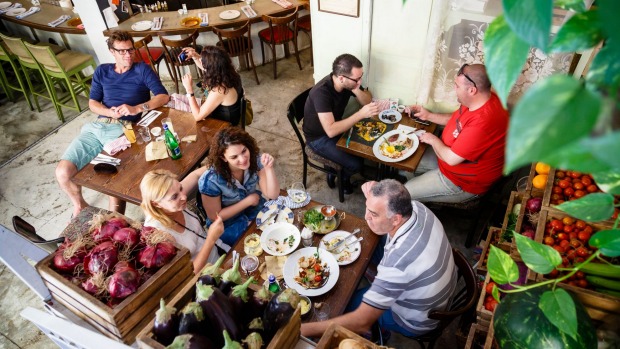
xmin=301 ymin=179 xmax=457 ymax=338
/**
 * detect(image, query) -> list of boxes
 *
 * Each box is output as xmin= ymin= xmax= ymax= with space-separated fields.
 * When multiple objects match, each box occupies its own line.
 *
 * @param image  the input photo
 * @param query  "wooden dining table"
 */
xmin=337 ymin=112 xmax=437 ymax=174
xmin=72 ymin=107 xmax=230 ymax=206
xmin=223 ymin=196 xmax=379 ymax=322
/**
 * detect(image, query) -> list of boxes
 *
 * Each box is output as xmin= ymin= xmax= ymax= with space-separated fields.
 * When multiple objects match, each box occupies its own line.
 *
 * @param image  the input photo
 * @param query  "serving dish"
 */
xmin=283 ymin=247 xmax=340 ymax=296
xmin=372 ymin=129 xmax=420 ymax=163
xmin=260 ymin=222 xmax=300 ymax=256
xmin=379 ymin=109 xmax=402 ymax=124
xmin=256 ymin=204 xmax=294 ymax=229
xmin=303 ymin=205 xmax=343 ymax=234
xmin=180 ymin=16 xmax=201 ymax=27
xmin=319 ymin=230 xmax=361 ymax=266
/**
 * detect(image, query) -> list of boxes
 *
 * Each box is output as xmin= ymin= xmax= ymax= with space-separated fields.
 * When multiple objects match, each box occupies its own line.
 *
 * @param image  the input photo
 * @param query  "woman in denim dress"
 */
xmin=198 ymin=127 xmax=280 ymax=251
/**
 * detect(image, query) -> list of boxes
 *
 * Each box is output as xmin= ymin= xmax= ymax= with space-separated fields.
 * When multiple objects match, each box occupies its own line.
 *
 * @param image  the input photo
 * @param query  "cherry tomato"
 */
xmin=485 ymin=281 xmax=496 ymax=295
xmin=570 ymin=239 xmax=581 ymax=248
xmin=576 ymin=220 xmax=587 ymax=229
xmin=550 ymin=220 xmax=564 ymax=231
xmin=564 ymin=187 xmax=575 ymax=197
xmin=553 ymin=245 xmax=566 ymax=254
xmin=548 ymin=269 xmax=559 ymax=278
xmin=553 ymin=186 xmax=563 ymax=194
xmin=562 ymin=217 xmax=575 ymax=226
xmin=558 ymin=180 xmax=571 ymax=189
xmin=575 ymin=271 xmax=585 ymax=279
xmin=578 ymin=231 xmax=591 ymax=242
xmin=581 ymin=176 xmax=592 ymax=186
xmin=583 ymin=226 xmax=593 ymax=235
xmin=566 ymin=249 xmax=576 ymax=260
xmin=551 ymin=193 xmax=562 ymax=202
xmin=544 ymin=236 xmax=555 ymax=245
xmin=556 ymin=232 xmax=568 ymax=241
xmin=586 ymin=184 xmax=598 ymax=193
xmin=485 ymin=297 xmax=499 ymax=312
xmin=555 ymin=171 xmax=566 ymax=179
xmin=314 ymin=275 xmax=322 ymax=282
xmin=559 ymin=240 xmax=570 ymax=249
xmin=577 ymin=279 xmax=588 ymax=288
xmin=313 ymin=264 xmax=322 ymax=272
xmin=573 ymin=182 xmax=584 ymax=190
xmin=574 ymin=190 xmax=586 ymax=199
xmin=576 ymin=247 xmax=589 ymax=258
xmin=570 ymin=171 xmax=582 ymax=179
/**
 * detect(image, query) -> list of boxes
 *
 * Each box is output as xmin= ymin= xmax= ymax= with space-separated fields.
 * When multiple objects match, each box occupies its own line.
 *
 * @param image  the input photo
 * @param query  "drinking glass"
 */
xmin=243 ymin=233 xmax=263 ymax=257
xmin=138 ymin=125 xmax=151 ymax=143
xmin=301 ymin=229 xmax=314 ymax=247
xmin=314 ymin=302 xmax=330 ymax=321
xmin=122 ymin=124 xmax=136 ymax=143
xmin=287 ymin=182 xmax=307 ymax=203
xmin=241 ymin=255 xmax=259 ymax=277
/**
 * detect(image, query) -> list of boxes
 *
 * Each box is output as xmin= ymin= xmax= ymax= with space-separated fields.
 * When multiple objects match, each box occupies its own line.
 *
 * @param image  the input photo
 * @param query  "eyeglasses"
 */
xmin=457 ymin=64 xmax=477 ymax=88
xmin=112 ymin=47 xmax=136 ymax=55
xmin=342 ymin=75 xmax=363 ymax=83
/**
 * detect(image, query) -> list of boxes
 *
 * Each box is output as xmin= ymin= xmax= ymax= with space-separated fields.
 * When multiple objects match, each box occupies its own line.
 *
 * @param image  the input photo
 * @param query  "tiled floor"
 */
xmin=0 ymin=49 xmax=498 ymax=348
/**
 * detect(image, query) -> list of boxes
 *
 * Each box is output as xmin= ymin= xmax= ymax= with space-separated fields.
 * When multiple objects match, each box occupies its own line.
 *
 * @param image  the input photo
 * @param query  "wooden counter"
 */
xmin=103 ymin=0 xmax=307 ymax=36
xmin=0 ymin=0 xmax=85 ymax=34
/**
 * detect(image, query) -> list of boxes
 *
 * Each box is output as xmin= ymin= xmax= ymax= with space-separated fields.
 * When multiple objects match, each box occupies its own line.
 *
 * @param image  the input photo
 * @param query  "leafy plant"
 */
xmin=481 ymin=0 xmax=620 ymax=345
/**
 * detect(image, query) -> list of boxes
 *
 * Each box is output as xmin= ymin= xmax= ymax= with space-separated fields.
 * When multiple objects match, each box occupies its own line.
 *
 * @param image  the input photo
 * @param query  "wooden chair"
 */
xmin=212 ymin=20 xmax=260 ymax=85
xmin=134 ymin=34 xmax=172 ymax=79
xmin=296 ymin=14 xmax=312 ymax=66
xmin=287 ymin=88 xmax=345 ymax=202
xmin=258 ymin=7 xmax=302 ymax=79
xmin=159 ymin=30 xmax=202 ymax=94
xmin=24 ymin=42 xmax=95 ymax=122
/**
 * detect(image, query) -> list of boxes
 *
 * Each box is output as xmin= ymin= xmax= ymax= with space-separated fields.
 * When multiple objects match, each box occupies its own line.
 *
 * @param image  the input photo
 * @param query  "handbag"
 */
xmin=244 ymin=97 xmax=253 ymax=126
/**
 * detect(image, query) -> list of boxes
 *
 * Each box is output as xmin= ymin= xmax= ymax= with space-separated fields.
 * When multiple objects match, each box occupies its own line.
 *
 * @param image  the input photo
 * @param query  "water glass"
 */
xmin=241 ymin=255 xmax=259 ymax=277
xmin=301 ymin=229 xmax=314 ymax=247
xmin=138 ymin=125 xmax=151 ymax=143
xmin=288 ymin=182 xmax=307 ymax=203
xmin=315 ymin=302 xmax=330 ymax=321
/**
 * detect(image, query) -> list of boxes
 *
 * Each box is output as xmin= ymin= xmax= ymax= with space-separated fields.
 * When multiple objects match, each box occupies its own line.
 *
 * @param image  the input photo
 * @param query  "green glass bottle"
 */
xmin=268 ymin=274 xmax=280 ymax=293
xmin=163 ymin=123 xmax=182 ymax=160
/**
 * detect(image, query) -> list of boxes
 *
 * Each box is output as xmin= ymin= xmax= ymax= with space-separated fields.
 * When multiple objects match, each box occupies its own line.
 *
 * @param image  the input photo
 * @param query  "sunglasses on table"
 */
xmin=457 ymin=64 xmax=477 ymax=88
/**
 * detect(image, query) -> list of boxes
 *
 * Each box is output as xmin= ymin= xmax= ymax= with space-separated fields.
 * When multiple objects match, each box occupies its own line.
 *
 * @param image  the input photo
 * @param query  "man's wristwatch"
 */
xmin=187 ymin=92 xmax=194 ymax=97
xmin=142 ymin=103 xmax=149 ymax=112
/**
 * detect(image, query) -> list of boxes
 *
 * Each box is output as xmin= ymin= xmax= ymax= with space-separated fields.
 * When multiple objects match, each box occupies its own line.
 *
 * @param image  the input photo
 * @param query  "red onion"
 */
xmin=112 ymin=227 xmax=139 ymax=247
xmin=138 ymin=241 xmax=176 ymax=268
xmin=525 ymin=197 xmax=543 ymax=213
xmin=82 ymin=277 xmax=100 ymax=295
xmin=140 ymin=226 xmax=157 ymax=240
xmin=52 ymin=242 xmax=87 ymax=273
xmin=93 ymin=217 xmax=129 ymax=242
xmin=84 ymin=241 xmax=119 ymax=275
xmin=521 ymin=230 xmax=536 ymax=240
xmin=108 ymin=265 xmax=140 ymax=299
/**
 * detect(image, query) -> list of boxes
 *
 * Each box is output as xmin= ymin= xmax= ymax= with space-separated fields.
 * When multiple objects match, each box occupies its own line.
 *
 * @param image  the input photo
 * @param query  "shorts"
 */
xmin=61 ymin=122 xmax=123 ymax=170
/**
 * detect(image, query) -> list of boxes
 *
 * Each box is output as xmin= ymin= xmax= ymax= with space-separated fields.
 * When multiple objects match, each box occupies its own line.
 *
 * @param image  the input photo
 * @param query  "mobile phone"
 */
xmin=412 ymin=117 xmax=431 ymax=126
xmin=178 ymin=52 xmax=187 ymax=63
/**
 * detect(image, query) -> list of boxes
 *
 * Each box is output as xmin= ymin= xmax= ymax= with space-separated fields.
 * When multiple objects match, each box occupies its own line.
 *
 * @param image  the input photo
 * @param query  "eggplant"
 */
xmin=242 ymin=332 xmax=263 ymax=349
xmin=219 ymin=257 xmax=242 ymax=295
xmin=250 ymin=284 xmax=274 ymax=321
xmin=222 ymin=330 xmax=243 ymax=349
xmin=178 ymin=302 xmax=208 ymax=336
xmin=228 ymin=276 xmax=255 ymax=324
xmin=165 ymin=334 xmax=215 ymax=349
xmin=263 ymin=288 xmax=301 ymax=337
xmin=195 ymin=283 xmax=242 ymax=346
xmin=153 ymin=299 xmax=179 ymax=346
xmin=197 ymin=254 xmax=226 ymax=287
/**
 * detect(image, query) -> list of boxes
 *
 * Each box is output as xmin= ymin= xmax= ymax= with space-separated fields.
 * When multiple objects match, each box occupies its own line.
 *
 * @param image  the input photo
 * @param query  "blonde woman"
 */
xmin=140 ymin=168 xmax=224 ymax=274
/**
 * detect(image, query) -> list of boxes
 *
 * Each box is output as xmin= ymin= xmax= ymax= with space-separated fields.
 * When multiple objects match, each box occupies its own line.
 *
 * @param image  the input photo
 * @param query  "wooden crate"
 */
xmin=137 ymin=272 xmax=301 ymax=349
xmin=464 ymin=323 xmax=488 ymax=349
xmin=477 ymin=227 xmax=510 ymax=274
xmin=36 ymin=245 xmax=193 ymax=344
xmin=314 ymin=323 xmax=380 ymax=349
xmin=525 ymin=163 xmax=546 ymax=198
xmin=475 ymin=274 xmax=495 ymax=325
xmin=507 ymin=190 xmax=544 ymax=271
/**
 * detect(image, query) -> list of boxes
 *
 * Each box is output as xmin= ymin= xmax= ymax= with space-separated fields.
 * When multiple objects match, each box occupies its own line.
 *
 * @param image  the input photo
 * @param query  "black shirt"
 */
xmin=303 ymin=74 xmax=355 ymax=143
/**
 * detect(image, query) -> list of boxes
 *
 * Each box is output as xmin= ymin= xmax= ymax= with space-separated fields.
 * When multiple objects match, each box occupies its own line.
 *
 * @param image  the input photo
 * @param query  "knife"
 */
xmin=345 ymin=127 xmax=353 ymax=148
xmin=258 ymin=205 xmax=281 ymax=228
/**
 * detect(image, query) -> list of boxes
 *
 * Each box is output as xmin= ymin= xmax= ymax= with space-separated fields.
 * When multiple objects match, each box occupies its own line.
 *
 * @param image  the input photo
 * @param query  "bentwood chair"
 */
xmin=159 ymin=30 xmax=202 ymax=94
xmin=0 ymin=34 xmax=64 ymax=112
xmin=400 ymin=248 xmax=478 ymax=349
xmin=134 ymin=34 xmax=171 ymax=79
xmin=258 ymin=7 xmax=302 ymax=79
xmin=287 ymin=88 xmax=345 ymax=203
xmin=24 ymin=42 xmax=96 ymax=122
xmin=212 ymin=20 xmax=260 ymax=85
xmin=296 ymin=14 xmax=312 ymax=66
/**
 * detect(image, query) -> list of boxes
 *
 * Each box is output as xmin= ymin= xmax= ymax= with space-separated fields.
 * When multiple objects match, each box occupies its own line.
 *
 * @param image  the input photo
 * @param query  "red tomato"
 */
xmin=576 ymin=220 xmax=587 ymax=229
xmin=556 ymin=171 xmax=566 ymax=179
xmin=586 ymin=184 xmax=598 ymax=193
xmin=554 ymin=245 xmax=566 ymax=254
xmin=558 ymin=180 xmax=571 ymax=189
xmin=577 ymin=279 xmax=588 ymax=288
xmin=548 ymin=269 xmax=559 ymax=278
xmin=569 ymin=239 xmax=581 ymax=248
xmin=564 ymin=187 xmax=575 ymax=197
xmin=562 ymin=217 xmax=575 ymax=225
xmin=570 ymin=171 xmax=582 ymax=179
xmin=485 ymin=281 xmax=496 ymax=295
xmin=581 ymin=176 xmax=592 ymax=186
xmin=576 ymin=247 xmax=589 ymax=258
xmin=544 ymin=236 xmax=555 ymax=245
xmin=484 ymin=297 xmax=499 ymax=312
xmin=553 ymin=186 xmax=563 ymax=194
xmin=559 ymin=240 xmax=570 ymax=249
xmin=556 ymin=232 xmax=568 ymax=241
xmin=314 ymin=275 xmax=322 ymax=282
xmin=575 ymin=271 xmax=585 ymax=279
xmin=573 ymin=182 xmax=584 ymax=190
xmin=313 ymin=264 xmax=322 ymax=272
xmin=578 ymin=231 xmax=591 ymax=242
xmin=574 ymin=190 xmax=586 ymax=199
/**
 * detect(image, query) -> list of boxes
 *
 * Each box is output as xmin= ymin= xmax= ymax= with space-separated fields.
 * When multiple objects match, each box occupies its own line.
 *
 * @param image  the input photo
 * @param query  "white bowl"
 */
xmin=151 ymin=127 xmax=161 ymax=137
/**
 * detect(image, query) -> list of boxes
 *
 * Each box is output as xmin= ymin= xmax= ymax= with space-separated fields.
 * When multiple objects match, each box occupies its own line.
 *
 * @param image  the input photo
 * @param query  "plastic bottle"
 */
xmin=268 ymin=274 xmax=280 ymax=293
xmin=163 ymin=123 xmax=182 ymax=160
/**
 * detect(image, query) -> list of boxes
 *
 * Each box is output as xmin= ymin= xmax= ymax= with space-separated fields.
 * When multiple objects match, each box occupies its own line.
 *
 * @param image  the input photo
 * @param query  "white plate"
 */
xmin=0 ymin=2 xmax=12 ymax=10
xmin=372 ymin=129 xmax=420 ymax=163
xmin=379 ymin=109 xmax=402 ymax=124
xmin=283 ymin=247 xmax=340 ymax=296
xmin=131 ymin=20 xmax=153 ymax=31
xmin=6 ymin=7 xmax=25 ymax=16
xmin=260 ymin=222 xmax=300 ymax=256
xmin=219 ymin=9 xmax=240 ymax=20
xmin=256 ymin=203 xmax=294 ymax=229
xmin=319 ymin=230 xmax=361 ymax=266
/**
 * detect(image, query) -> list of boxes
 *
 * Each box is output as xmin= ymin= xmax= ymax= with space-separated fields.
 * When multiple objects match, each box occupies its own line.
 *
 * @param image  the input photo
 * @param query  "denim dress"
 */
xmin=198 ymin=156 xmax=265 ymax=248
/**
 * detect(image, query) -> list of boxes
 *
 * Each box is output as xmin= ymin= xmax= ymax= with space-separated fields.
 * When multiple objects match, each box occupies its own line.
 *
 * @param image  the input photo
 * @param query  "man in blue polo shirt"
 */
xmin=56 ymin=31 xmax=169 ymax=218
xmin=301 ymin=179 xmax=457 ymax=338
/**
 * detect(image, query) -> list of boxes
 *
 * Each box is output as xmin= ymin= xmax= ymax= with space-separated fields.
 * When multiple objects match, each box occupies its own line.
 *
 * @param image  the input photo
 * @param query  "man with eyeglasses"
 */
xmin=303 ymin=53 xmax=379 ymax=194
xmin=56 ymin=31 xmax=169 ymax=218
xmin=404 ymin=63 xmax=508 ymax=203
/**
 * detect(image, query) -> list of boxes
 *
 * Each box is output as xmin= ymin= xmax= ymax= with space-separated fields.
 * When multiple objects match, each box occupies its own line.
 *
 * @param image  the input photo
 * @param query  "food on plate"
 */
xmin=323 ymin=237 xmax=357 ymax=263
xmin=303 ymin=209 xmax=325 ymax=232
xmin=355 ymin=120 xmax=386 ymax=141
xmin=266 ymin=234 xmax=296 ymax=254
xmin=380 ymin=112 xmax=397 ymax=122
xmin=379 ymin=135 xmax=414 ymax=159
xmin=387 ymin=133 xmax=399 ymax=142
xmin=294 ymin=254 xmax=330 ymax=289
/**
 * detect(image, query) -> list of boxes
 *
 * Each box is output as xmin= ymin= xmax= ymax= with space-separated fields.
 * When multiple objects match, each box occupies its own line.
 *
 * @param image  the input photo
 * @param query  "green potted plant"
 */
xmin=481 ymin=0 xmax=619 ymax=347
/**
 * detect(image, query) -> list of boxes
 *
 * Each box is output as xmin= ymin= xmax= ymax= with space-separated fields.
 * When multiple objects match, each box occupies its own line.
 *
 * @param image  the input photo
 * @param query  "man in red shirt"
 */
xmin=405 ymin=64 xmax=508 ymax=203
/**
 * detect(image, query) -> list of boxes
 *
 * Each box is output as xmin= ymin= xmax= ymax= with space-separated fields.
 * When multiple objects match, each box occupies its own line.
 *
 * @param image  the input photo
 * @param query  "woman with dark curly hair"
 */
xmin=198 ymin=127 xmax=279 ymax=250
xmin=180 ymin=45 xmax=243 ymax=125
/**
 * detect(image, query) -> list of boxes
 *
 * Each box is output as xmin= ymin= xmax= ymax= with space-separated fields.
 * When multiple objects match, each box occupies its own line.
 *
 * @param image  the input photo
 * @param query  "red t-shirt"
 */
xmin=438 ymin=93 xmax=508 ymax=195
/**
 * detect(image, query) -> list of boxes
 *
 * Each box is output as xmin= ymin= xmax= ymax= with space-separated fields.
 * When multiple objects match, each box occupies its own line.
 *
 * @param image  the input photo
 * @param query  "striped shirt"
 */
xmin=363 ymin=201 xmax=457 ymax=334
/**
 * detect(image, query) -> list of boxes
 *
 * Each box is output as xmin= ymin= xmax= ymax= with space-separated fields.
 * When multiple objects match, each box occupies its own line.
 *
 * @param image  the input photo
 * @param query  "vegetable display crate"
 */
xmin=35 ymin=244 xmax=193 ymax=344
xmin=541 ymin=167 xmax=619 ymax=225
xmin=505 ymin=190 xmax=544 ymax=273
xmin=475 ymin=274 xmax=495 ymax=328
xmin=137 ymin=271 xmax=301 ymax=349
xmin=524 ymin=162 xmax=545 ymax=198
xmin=464 ymin=323 xmax=498 ymax=349
xmin=477 ymin=227 xmax=509 ymax=275
xmin=314 ymin=323 xmax=381 ymax=349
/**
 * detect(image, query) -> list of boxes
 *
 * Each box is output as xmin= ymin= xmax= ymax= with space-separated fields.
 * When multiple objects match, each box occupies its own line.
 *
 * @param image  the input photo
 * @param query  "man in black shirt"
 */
xmin=303 ymin=54 xmax=379 ymax=193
